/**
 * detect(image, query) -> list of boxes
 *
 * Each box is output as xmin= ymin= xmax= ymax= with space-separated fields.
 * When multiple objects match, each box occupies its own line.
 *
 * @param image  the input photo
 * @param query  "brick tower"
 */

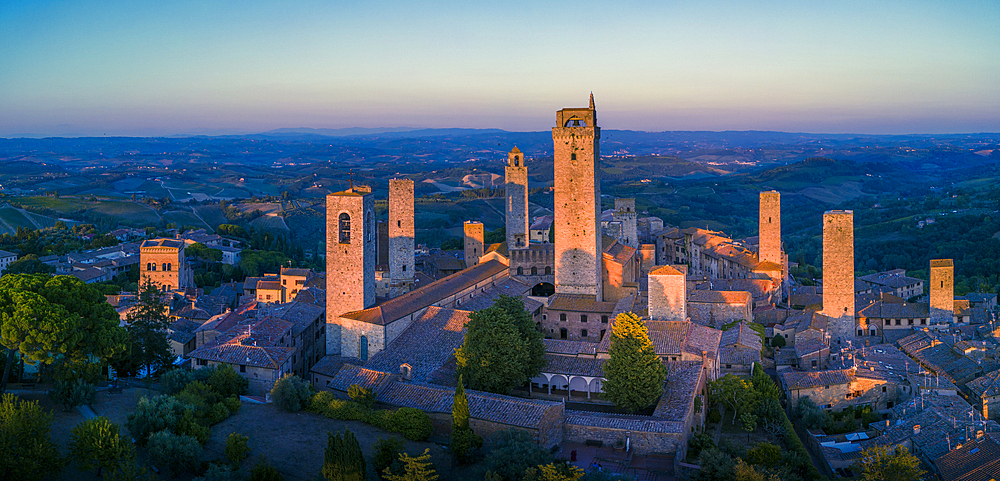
xmin=613 ymin=198 xmax=638 ymax=247
xmin=553 ymin=94 xmax=603 ymax=300
xmin=821 ymin=210 xmax=854 ymax=344
xmin=929 ymin=259 xmax=954 ymax=324
xmin=388 ymin=179 xmax=415 ymax=297
xmin=758 ymin=191 xmax=782 ymax=268
xmin=326 ymin=185 xmax=376 ymax=317
xmin=648 ymin=265 xmax=686 ymax=321
xmin=505 ymin=146 xmax=529 ymax=249
xmin=463 ymin=221 xmax=484 ymax=268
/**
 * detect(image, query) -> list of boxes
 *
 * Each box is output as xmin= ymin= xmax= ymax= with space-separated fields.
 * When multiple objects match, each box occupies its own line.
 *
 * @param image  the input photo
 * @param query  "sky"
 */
xmin=2 ymin=0 xmax=998 ymax=137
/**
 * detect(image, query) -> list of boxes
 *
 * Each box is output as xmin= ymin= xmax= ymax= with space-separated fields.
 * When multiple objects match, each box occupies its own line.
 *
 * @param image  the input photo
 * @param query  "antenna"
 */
xmin=349 ymin=170 xmax=355 ymax=190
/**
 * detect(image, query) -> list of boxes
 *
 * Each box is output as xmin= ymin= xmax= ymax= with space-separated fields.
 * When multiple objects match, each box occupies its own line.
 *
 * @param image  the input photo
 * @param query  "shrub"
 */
xmin=706 ymin=408 xmax=722 ymax=424
xmin=249 ymin=457 xmax=284 ymax=481
xmin=177 ymin=410 xmax=210 ymax=444
xmin=485 ymin=429 xmax=552 ymax=481
xmin=70 ymin=416 xmax=135 ymax=475
xmin=125 ymin=395 xmax=193 ymax=445
xmin=147 ymin=429 xmax=202 ymax=477
xmin=368 ymin=409 xmax=393 ymax=431
xmin=309 ymin=391 xmax=336 ymax=413
xmin=686 ymin=432 xmax=715 ymax=462
xmin=270 ymin=374 xmax=312 ymax=412
xmin=326 ymin=400 xmax=369 ymax=421
xmin=389 ymin=407 xmax=432 ymax=441
xmin=208 ymin=364 xmax=249 ymax=398
xmin=746 ymin=442 xmax=782 ymax=467
xmin=208 ymin=402 xmax=232 ymax=425
xmin=223 ymin=395 xmax=242 ymax=415
xmin=225 ymin=432 xmax=251 ymax=467
xmin=193 ymin=463 xmax=237 ymax=481
xmin=49 ymin=378 xmax=96 ymax=412
xmin=348 ymin=384 xmax=376 ymax=410
xmin=161 ymin=369 xmax=196 ymax=395
xmin=1 ymin=394 xmax=62 ymax=481
xmin=451 ymin=427 xmax=483 ymax=464
xmin=372 ymin=438 xmax=405 ymax=480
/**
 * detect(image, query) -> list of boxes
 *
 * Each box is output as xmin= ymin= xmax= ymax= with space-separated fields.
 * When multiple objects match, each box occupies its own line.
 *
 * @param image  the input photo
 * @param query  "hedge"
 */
xmin=308 ymin=392 xmax=432 ymax=441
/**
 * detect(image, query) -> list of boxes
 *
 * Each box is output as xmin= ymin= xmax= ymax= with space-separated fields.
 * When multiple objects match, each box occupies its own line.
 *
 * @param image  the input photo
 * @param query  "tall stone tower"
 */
xmin=326 ymin=186 xmax=376 ymax=316
xmin=553 ymin=94 xmax=603 ymax=300
xmin=821 ymin=210 xmax=854 ymax=344
xmin=613 ymin=198 xmax=638 ymax=247
xmin=929 ymin=259 xmax=954 ymax=324
xmin=388 ymin=179 xmax=415 ymax=297
xmin=505 ymin=146 xmax=529 ymax=249
xmin=758 ymin=191 xmax=782 ymax=268
xmin=648 ymin=265 xmax=686 ymax=321
xmin=463 ymin=221 xmax=484 ymax=268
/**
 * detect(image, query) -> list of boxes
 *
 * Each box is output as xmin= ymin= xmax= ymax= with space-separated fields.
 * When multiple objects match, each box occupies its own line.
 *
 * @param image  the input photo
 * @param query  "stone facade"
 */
xmin=553 ymin=95 xmax=603 ymax=300
xmin=140 ymin=239 xmax=193 ymax=291
xmin=613 ymin=198 xmax=638 ymax=248
xmin=463 ymin=221 xmax=484 ymax=268
xmin=505 ymin=146 xmax=529 ymax=249
xmin=822 ymin=210 xmax=854 ymax=345
xmin=509 ymin=243 xmax=555 ymax=287
xmin=388 ymin=179 xmax=415 ymax=297
xmin=687 ymin=291 xmax=752 ymax=328
xmin=326 ymin=186 xmax=376 ymax=351
xmin=758 ymin=190 xmax=782 ymax=268
xmin=649 ymin=265 xmax=686 ymax=321
xmin=930 ymin=259 xmax=954 ymax=324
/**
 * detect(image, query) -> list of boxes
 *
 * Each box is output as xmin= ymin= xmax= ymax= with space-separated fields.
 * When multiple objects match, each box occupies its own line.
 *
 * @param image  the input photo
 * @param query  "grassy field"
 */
xmin=163 ymin=210 xmax=211 ymax=230
xmin=249 ymin=215 xmax=289 ymax=231
xmin=0 ymin=206 xmax=39 ymax=231
xmin=194 ymin=205 xmax=228 ymax=229
xmin=90 ymin=201 xmax=161 ymax=224
xmin=14 ymin=196 xmax=89 ymax=212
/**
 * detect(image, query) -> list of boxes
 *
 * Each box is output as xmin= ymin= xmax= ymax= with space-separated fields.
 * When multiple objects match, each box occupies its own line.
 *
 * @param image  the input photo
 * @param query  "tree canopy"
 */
xmin=454 ymin=295 xmax=544 ymax=394
xmin=117 ymin=278 xmax=173 ymax=377
xmin=601 ymin=312 xmax=666 ymax=412
xmin=853 ymin=445 xmax=925 ymax=481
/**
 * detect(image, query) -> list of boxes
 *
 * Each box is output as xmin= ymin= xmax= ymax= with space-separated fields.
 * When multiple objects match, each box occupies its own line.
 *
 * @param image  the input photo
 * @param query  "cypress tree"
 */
xmin=601 ymin=312 xmax=667 ymax=412
xmin=450 ymin=375 xmax=482 ymax=463
xmin=452 ymin=374 xmax=469 ymax=432
xmin=322 ymin=429 xmax=365 ymax=481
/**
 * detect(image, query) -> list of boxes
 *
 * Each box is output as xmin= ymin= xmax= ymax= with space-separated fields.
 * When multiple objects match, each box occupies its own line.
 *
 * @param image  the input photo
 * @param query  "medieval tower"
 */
xmin=648 ymin=265 xmax=686 ymax=321
xmin=388 ymin=179 xmax=415 ymax=297
xmin=821 ymin=210 xmax=854 ymax=344
xmin=758 ymin=191 xmax=782 ymax=268
xmin=505 ymin=146 xmax=529 ymax=249
xmin=326 ymin=186 xmax=376 ymax=316
xmin=464 ymin=221 xmax=484 ymax=268
xmin=613 ymin=198 xmax=638 ymax=248
xmin=929 ymin=258 xmax=954 ymax=324
xmin=553 ymin=94 xmax=603 ymax=300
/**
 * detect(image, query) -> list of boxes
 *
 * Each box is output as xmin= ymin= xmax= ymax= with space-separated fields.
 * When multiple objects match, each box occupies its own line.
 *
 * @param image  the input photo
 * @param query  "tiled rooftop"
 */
xmin=363 ymin=306 xmax=472 ymax=382
xmin=541 ymin=354 xmax=606 ymax=377
xmin=542 ymin=339 xmax=598 ymax=356
xmin=781 ymin=369 xmax=853 ymax=390
xmin=189 ymin=316 xmax=294 ymax=369
xmin=936 ymin=433 xmax=1000 ymax=481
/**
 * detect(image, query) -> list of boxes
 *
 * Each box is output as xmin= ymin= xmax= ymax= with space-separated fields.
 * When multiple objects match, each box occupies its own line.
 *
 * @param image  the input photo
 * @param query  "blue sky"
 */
xmin=2 ymin=0 xmax=998 ymax=136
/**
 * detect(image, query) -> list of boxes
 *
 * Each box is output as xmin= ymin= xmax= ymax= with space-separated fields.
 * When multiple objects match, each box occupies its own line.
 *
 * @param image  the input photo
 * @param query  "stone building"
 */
xmin=930 ymin=259 xmax=955 ymax=323
xmin=529 ymin=215 xmax=553 ymax=243
xmin=857 ymin=269 xmax=924 ymax=300
xmin=648 ymin=265 xmax=687 ymax=321
xmin=758 ymin=191 xmax=782 ymax=269
xmin=780 ymin=367 xmax=899 ymax=412
xmin=718 ymin=322 xmax=762 ymax=376
xmin=601 ymin=239 xmax=640 ymax=302
xmin=821 ymin=210 xmax=855 ymax=345
xmin=613 ymin=198 xmax=638 ymax=248
xmin=463 ymin=221 xmax=484 ymax=268
xmin=552 ymin=95 xmax=602 ymax=300
xmin=389 ymin=179 xmax=415 ymax=297
xmin=687 ymin=290 xmax=752 ymax=329
xmin=190 ymin=316 xmax=295 ymax=396
xmin=542 ymin=294 xmax=616 ymax=342
xmin=505 ymin=146 xmax=529 ymax=249
xmin=597 ymin=319 xmax=722 ymax=380
xmin=140 ymin=238 xmax=193 ymax=291
xmin=0 ymin=249 xmax=17 ymax=274
xmin=966 ymin=369 xmax=1000 ymax=420
xmin=326 ymin=186 xmax=376 ymax=326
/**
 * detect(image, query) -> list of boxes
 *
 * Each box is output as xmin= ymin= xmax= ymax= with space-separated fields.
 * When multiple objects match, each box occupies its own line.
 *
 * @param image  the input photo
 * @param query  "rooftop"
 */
xmin=363 ymin=306 xmax=472 ymax=383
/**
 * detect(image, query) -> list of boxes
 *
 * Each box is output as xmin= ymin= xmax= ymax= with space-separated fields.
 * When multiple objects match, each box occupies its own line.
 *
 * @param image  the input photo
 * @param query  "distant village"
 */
xmin=4 ymin=97 xmax=1000 ymax=481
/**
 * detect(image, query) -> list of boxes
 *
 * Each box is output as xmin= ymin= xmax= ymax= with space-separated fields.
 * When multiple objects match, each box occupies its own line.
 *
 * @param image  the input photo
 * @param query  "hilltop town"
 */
xmin=3 ymin=97 xmax=1000 ymax=481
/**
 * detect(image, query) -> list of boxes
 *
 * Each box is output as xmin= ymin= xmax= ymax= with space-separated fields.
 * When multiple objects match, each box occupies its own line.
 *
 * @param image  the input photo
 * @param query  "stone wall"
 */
xmin=930 ymin=259 xmax=954 ymax=323
xmin=821 ymin=210 xmax=854 ymax=344
xmin=758 ymin=191 xmax=782 ymax=267
xmin=463 ymin=221 xmax=484 ymax=268
xmin=389 ymin=179 xmax=415 ymax=297
xmin=562 ymin=421 xmax=685 ymax=456
xmin=687 ymin=299 xmax=751 ymax=328
xmin=648 ymin=266 xmax=686 ymax=321
xmin=613 ymin=198 xmax=638 ymax=248
xmin=326 ymin=188 xmax=376 ymax=318
xmin=542 ymin=308 xmax=611 ymax=342
xmin=505 ymin=148 xmax=529 ymax=249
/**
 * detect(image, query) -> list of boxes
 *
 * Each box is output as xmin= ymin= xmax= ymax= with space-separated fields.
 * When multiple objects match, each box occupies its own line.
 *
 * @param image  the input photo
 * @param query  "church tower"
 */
xmin=326 ymin=186 xmax=376 ymax=316
xmin=553 ymin=94 xmax=603 ymax=300
xmin=505 ymin=146 xmax=529 ymax=249
xmin=821 ymin=210 xmax=854 ymax=344
xmin=388 ymin=179 xmax=414 ymax=297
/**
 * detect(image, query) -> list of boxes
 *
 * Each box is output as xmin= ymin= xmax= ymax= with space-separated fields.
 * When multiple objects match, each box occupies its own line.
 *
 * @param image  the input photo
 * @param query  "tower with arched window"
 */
xmin=326 ymin=185 xmax=376 ymax=328
xmin=505 ymin=146 xmax=529 ymax=249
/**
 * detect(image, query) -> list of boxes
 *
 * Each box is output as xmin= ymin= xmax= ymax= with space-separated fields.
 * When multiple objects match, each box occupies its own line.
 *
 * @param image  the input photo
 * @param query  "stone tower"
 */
xmin=505 ymin=146 xmax=529 ymax=249
xmin=613 ymin=198 xmax=638 ymax=247
xmin=821 ymin=210 xmax=854 ymax=344
xmin=553 ymin=94 xmax=603 ymax=300
xmin=388 ymin=179 xmax=415 ymax=297
xmin=648 ymin=265 xmax=686 ymax=321
xmin=758 ymin=191 xmax=782 ymax=268
xmin=463 ymin=221 xmax=484 ymax=268
xmin=326 ymin=186 xmax=376 ymax=316
xmin=929 ymin=259 xmax=954 ymax=324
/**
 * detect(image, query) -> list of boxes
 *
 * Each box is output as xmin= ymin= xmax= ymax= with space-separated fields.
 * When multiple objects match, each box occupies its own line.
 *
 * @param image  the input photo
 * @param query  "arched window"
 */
xmin=359 ymin=335 xmax=368 ymax=362
xmin=162 ymin=263 xmax=167 ymax=271
xmin=531 ymin=266 xmax=537 ymax=275
xmin=166 ymin=263 xmax=172 ymax=271
xmin=146 ymin=263 xmax=152 ymax=271
xmin=571 ymin=153 xmax=577 ymax=161
xmin=150 ymin=263 xmax=156 ymax=271
xmin=339 ymin=213 xmax=351 ymax=244
xmin=544 ymin=266 xmax=552 ymax=275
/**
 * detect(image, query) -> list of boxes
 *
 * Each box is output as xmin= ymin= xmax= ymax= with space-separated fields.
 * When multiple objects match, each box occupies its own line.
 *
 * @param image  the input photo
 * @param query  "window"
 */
xmin=517 ymin=267 xmax=523 ymax=275
xmin=920 ymin=319 xmax=926 ymax=325
xmin=402 ymin=265 xmax=406 ymax=272
xmin=560 ymin=313 xmax=567 ymax=322
xmin=600 ymin=329 xmax=606 ymax=339
xmin=571 ymin=153 xmax=577 ymax=160
xmin=545 ymin=266 xmax=551 ymax=275
xmin=858 ymin=330 xmax=864 ymax=336
xmin=360 ymin=335 xmax=369 ymax=361
xmin=239 ymin=364 xmax=246 ymax=373
xmin=339 ymin=213 xmax=351 ymax=243
xmin=824 ymin=385 xmax=830 ymax=389
xmin=397 ymin=220 xmax=401 ymax=228
xmin=162 ymin=263 xmax=167 ymax=271
xmin=560 ymin=328 xmax=567 ymax=339
xmin=908 ymin=319 xmax=914 ymax=325
xmin=197 ymin=359 xmax=207 ymax=366
xmin=531 ymin=266 xmax=537 ymax=275
xmin=882 ymin=386 xmax=887 ymax=393
xmin=581 ymin=329 xmax=588 ymax=337
xmin=166 ymin=263 xmax=171 ymax=271
xmin=601 ymin=316 xmax=608 ymax=324
xmin=725 ymin=364 xmax=732 ymax=369
xmin=581 ymin=315 xmax=588 ymax=323
xmin=283 ymin=279 xmax=287 ymax=285
xmin=811 ymin=360 xmax=818 ymax=368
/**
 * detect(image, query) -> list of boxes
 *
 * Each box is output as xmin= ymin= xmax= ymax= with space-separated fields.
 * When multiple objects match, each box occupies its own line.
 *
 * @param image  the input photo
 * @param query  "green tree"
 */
xmin=49 ymin=378 xmax=96 ymax=412
xmin=450 ymin=374 xmax=482 ymax=463
xmin=372 ymin=438 xmax=405 ymax=480
xmin=485 ymin=429 xmax=552 ymax=481
xmin=249 ymin=457 xmax=284 ymax=481
xmin=270 ymin=374 xmax=312 ymax=412
xmin=69 ymin=416 xmax=135 ymax=476
xmin=710 ymin=374 xmax=756 ymax=422
xmin=207 ymin=363 xmax=249 ymax=398
xmin=3 ymin=254 xmax=56 ymax=275
xmin=323 ymin=429 xmax=366 ymax=481
xmin=740 ymin=412 xmax=757 ymax=442
xmin=125 ymin=394 xmax=193 ymax=445
xmin=455 ymin=295 xmax=544 ymax=394
xmin=384 ymin=449 xmax=438 ymax=481
xmin=750 ymin=366 xmax=780 ymax=400
xmin=119 ymin=278 xmax=173 ymax=377
xmin=770 ymin=334 xmax=785 ymax=348
xmin=0 ymin=393 xmax=63 ymax=481
xmin=0 ymin=274 xmax=127 ymax=388
xmin=601 ymin=312 xmax=666 ymax=412
xmin=732 ymin=459 xmax=780 ymax=481
xmin=225 ymin=432 xmax=250 ymax=467
xmin=348 ymin=383 xmax=375 ymax=410
xmin=533 ymin=461 xmax=584 ymax=481
xmin=745 ymin=442 xmax=782 ymax=467
xmin=147 ymin=429 xmax=202 ymax=478
xmin=853 ymin=445 xmax=925 ymax=481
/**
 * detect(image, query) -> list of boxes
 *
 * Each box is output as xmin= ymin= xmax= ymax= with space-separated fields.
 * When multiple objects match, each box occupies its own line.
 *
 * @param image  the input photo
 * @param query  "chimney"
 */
xmin=913 ymin=424 xmax=920 ymax=435
xmin=701 ymin=350 xmax=708 ymax=368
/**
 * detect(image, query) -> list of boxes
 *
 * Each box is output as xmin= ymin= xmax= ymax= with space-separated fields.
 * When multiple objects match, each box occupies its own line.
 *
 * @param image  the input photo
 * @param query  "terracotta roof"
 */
xmin=189 ymin=316 xmax=294 ymax=369
xmin=936 ymin=433 xmax=1000 ymax=481
xmin=280 ymin=267 xmax=312 ymax=277
xmin=363 ymin=307 xmax=472 ymax=382
xmin=653 ymin=361 xmax=704 ymax=422
xmin=650 ymin=265 xmax=684 ymax=276
xmin=967 ymin=369 xmax=1000 ymax=399
xmin=541 ymin=354 xmax=605 ymax=377
xmin=141 ymin=238 xmax=184 ymax=249
xmin=326 ymin=363 xmax=392 ymax=392
xmin=598 ymin=319 xmax=721 ymax=360
xmin=564 ymin=410 xmax=683 ymax=434
xmin=457 ymin=277 xmax=531 ymax=312
xmin=257 ymin=280 xmax=281 ymax=291
xmin=340 ymin=259 xmax=507 ymax=324
xmin=542 ymin=339 xmax=598 ymax=356
xmin=603 ymin=240 xmax=636 ymax=265
xmin=310 ymin=355 xmax=362 ymax=378
xmin=781 ymin=369 xmax=853 ymax=390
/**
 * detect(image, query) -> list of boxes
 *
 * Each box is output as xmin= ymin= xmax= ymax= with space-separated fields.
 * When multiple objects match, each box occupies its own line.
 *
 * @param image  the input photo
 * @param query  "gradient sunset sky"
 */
xmin=2 ymin=0 xmax=998 ymax=137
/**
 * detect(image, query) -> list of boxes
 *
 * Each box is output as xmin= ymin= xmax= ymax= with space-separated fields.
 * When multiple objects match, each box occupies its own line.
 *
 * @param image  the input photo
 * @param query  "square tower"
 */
xmin=821 ymin=210 xmax=854 ymax=344
xmin=388 ymin=179 xmax=415 ymax=297
xmin=758 ymin=191 xmax=782 ymax=268
xmin=648 ymin=265 xmax=686 ymax=321
xmin=505 ymin=146 xmax=529 ymax=249
xmin=929 ymin=259 xmax=954 ymax=324
xmin=552 ymin=94 xmax=603 ymax=300
xmin=326 ymin=186 xmax=376 ymax=316
xmin=613 ymin=198 xmax=638 ymax=248
xmin=464 ymin=221 xmax=484 ymax=268
xmin=140 ymin=239 xmax=192 ymax=291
